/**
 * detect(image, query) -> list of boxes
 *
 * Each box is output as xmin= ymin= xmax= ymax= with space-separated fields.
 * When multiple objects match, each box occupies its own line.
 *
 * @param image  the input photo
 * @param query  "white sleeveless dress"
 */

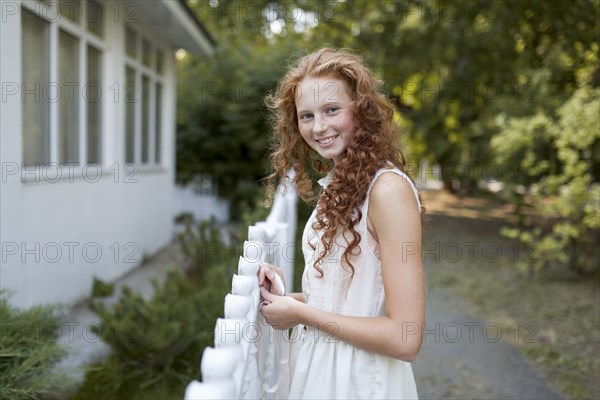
xmin=287 ymin=166 xmax=421 ymax=399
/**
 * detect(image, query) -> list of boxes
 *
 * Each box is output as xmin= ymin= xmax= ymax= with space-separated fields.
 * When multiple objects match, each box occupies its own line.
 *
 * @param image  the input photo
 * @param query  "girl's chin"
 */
xmin=318 ymin=151 xmax=342 ymax=162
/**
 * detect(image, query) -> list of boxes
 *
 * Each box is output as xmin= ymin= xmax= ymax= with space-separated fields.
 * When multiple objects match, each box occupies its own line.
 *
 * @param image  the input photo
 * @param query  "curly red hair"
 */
xmin=265 ymin=48 xmax=421 ymax=278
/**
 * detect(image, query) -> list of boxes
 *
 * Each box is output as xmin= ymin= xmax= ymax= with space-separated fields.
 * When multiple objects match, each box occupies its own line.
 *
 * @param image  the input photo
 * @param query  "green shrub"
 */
xmin=178 ymin=217 xmax=236 ymax=280
xmin=77 ymin=264 xmax=232 ymax=398
xmin=90 ymin=276 xmax=115 ymax=298
xmin=493 ymin=86 xmax=600 ymax=275
xmin=174 ymin=212 xmax=194 ymax=225
xmin=74 ymin=218 xmax=240 ymax=398
xmin=0 ymin=291 xmax=67 ymax=400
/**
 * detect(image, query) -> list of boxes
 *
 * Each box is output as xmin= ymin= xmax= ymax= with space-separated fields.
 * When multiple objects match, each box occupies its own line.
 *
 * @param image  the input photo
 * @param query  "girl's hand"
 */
xmin=259 ymin=287 xmax=302 ymax=330
xmin=258 ymin=263 xmax=286 ymax=296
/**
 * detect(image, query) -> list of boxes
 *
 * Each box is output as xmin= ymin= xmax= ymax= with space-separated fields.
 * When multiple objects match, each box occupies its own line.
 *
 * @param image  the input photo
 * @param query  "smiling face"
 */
xmin=295 ymin=75 xmax=356 ymax=165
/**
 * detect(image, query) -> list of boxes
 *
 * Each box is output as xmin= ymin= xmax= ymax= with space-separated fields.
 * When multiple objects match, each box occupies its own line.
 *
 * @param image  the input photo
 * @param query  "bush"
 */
xmin=80 ymin=265 xmax=232 ymax=398
xmin=178 ymin=217 xmax=237 ymax=280
xmin=91 ymin=276 xmax=115 ymax=298
xmin=494 ymin=86 xmax=600 ymax=275
xmin=74 ymin=218 xmax=237 ymax=398
xmin=0 ymin=291 xmax=67 ymax=400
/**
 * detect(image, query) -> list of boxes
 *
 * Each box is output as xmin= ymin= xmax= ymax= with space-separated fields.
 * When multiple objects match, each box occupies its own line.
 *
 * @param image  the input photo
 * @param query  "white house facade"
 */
xmin=0 ymin=0 xmax=214 ymax=308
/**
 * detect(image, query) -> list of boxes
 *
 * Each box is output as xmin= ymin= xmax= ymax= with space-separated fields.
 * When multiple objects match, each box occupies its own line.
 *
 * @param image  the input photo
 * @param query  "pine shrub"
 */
xmin=0 ymin=291 xmax=67 ymax=400
xmin=75 ymin=265 xmax=232 ymax=398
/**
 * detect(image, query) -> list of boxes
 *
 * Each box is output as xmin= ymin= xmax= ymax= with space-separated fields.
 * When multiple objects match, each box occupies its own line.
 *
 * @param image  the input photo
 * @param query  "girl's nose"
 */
xmin=313 ymin=116 xmax=327 ymax=134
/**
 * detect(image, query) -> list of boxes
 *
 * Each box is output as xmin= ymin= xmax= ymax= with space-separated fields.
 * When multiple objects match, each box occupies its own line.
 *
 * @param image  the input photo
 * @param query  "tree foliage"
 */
xmin=177 ymin=0 xmax=305 ymax=215
xmin=497 ymin=85 xmax=600 ymax=274
xmin=297 ymin=0 xmax=599 ymax=192
xmin=178 ymin=0 xmax=599 ymax=272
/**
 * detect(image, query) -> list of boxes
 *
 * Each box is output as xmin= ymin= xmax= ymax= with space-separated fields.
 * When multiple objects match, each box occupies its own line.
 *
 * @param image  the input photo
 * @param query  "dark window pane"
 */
xmin=155 ymin=84 xmax=162 ymax=163
xmin=125 ymin=25 xmax=136 ymax=58
xmin=141 ymin=75 xmax=150 ymax=163
xmin=125 ymin=67 xmax=136 ymax=163
xmin=59 ymin=0 xmax=80 ymax=23
xmin=86 ymin=0 xmax=104 ymax=37
xmin=142 ymin=39 xmax=151 ymax=67
xmin=156 ymin=49 xmax=163 ymax=74
xmin=21 ymin=9 xmax=50 ymax=165
xmin=58 ymin=29 xmax=80 ymax=164
xmin=87 ymin=46 xmax=102 ymax=164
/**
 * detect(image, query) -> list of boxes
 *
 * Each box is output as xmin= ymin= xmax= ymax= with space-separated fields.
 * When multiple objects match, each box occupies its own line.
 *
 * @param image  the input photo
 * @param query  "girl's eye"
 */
xmin=299 ymin=114 xmax=313 ymax=120
xmin=327 ymin=107 xmax=339 ymax=113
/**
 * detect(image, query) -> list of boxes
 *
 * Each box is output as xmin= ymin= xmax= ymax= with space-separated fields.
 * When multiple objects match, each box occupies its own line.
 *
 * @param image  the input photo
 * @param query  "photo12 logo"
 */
xmin=1 ymin=241 xmax=140 ymax=264
xmin=0 ymin=320 xmax=140 ymax=344
xmin=2 ymin=1 xmax=139 ymax=24
xmin=1 ymin=162 xmax=139 ymax=184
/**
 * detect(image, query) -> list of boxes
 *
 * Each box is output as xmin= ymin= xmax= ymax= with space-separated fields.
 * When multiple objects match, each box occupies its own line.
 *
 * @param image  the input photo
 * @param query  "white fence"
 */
xmin=184 ymin=174 xmax=298 ymax=400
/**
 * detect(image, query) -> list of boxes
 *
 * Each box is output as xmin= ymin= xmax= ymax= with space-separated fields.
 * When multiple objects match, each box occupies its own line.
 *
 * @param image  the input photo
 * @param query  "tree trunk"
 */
xmin=439 ymin=162 xmax=457 ymax=194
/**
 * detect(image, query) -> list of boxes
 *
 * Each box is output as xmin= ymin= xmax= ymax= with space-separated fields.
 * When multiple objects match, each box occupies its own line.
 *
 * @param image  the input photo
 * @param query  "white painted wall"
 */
xmin=0 ymin=173 xmax=174 ymax=308
xmin=0 ymin=1 xmax=183 ymax=308
xmin=174 ymin=185 xmax=230 ymax=223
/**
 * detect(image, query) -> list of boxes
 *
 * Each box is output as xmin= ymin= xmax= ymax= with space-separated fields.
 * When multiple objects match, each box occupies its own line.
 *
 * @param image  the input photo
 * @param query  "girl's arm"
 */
xmin=260 ymin=173 xmax=424 ymax=361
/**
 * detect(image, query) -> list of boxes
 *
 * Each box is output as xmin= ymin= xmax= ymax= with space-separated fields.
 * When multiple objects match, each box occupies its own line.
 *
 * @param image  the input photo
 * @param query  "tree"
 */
xmin=496 ymin=85 xmax=600 ymax=274
xmin=177 ymin=1 xmax=600 ymax=274
xmin=177 ymin=0 xmax=306 ymax=216
xmin=299 ymin=0 xmax=598 ymax=194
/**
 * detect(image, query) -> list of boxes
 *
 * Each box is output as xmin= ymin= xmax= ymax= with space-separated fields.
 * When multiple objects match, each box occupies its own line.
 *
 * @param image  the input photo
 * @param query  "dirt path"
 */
xmin=412 ymin=189 xmax=564 ymax=399
xmin=412 ymin=267 xmax=563 ymax=399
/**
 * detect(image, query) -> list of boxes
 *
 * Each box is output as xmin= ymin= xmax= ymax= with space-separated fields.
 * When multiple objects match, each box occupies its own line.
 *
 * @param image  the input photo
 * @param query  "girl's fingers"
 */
xmin=257 ymin=263 xmax=271 ymax=286
xmin=258 ymin=265 xmax=285 ymax=297
xmin=269 ymin=271 xmax=285 ymax=295
xmin=260 ymin=286 xmax=275 ymax=302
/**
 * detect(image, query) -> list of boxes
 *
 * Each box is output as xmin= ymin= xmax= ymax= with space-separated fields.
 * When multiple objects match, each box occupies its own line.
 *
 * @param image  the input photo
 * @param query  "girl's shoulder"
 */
xmin=368 ymin=164 xmax=421 ymax=211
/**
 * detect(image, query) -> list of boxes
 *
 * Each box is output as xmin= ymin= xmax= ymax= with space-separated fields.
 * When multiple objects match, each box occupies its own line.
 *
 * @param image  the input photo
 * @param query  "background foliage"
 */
xmin=178 ymin=0 xmax=599 ymax=273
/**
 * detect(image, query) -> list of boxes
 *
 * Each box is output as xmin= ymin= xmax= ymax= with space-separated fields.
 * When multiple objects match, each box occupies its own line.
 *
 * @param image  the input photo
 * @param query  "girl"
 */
xmin=259 ymin=48 xmax=424 ymax=399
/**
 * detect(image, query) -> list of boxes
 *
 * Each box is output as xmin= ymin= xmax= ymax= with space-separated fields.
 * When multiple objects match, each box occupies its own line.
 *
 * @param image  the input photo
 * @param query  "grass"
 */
xmin=422 ymin=190 xmax=600 ymax=400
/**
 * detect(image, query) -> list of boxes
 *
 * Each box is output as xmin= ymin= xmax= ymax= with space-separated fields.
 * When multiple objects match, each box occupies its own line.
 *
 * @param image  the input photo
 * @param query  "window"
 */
xmin=123 ymin=25 xmax=165 ymax=166
xmin=58 ymin=29 xmax=80 ymax=164
xmin=141 ymin=76 xmax=150 ymax=163
xmin=58 ymin=0 xmax=80 ymax=23
xmin=155 ymin=84 xmax=162 ymax=163
xmin=125 ymin=67 xmax=136 ymax=164
xmin=86 ymin=0 xmax=104 ymax=37
xmin=125 ymin=25 xmax=136 ymax=58
xmin=21 ymin=0 xmax=105 ymax=167
xmin=21 ymin=9 xmax=50 ymax=165
xmin=87 ymin=45 xmax=102 ymax=163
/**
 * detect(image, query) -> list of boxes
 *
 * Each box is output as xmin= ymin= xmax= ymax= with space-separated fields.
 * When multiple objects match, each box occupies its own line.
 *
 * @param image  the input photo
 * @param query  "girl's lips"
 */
xmin=316 ymin=134 xmax=340 ymax=146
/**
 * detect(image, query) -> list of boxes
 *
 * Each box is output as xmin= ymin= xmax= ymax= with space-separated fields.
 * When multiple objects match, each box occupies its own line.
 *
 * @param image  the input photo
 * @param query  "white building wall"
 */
xmin=174 ymin=185 xmax=230 ymax=223
xmin=0 ymin=1 xmax=180 ymax=308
